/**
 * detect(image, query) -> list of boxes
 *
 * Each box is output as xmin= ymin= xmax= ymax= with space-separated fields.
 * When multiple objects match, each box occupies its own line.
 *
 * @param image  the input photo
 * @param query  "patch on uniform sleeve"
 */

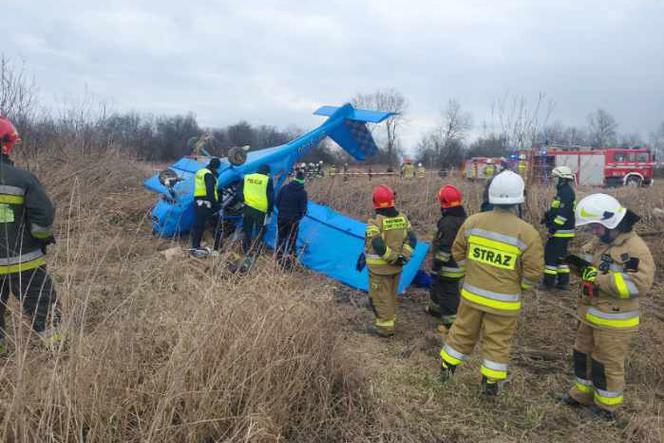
xmin=0 ymin=204 xmax=14 ymax=223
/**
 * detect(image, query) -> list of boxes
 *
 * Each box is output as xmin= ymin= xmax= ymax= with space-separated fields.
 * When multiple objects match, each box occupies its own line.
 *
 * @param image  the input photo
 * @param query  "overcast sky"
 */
xmin=5 ymin=0 xmax=664 ymax=153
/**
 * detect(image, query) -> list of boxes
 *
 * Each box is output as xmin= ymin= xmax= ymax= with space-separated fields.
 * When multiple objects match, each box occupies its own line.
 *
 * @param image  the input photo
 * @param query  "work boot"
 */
xmin=542 ymin=273 xmax=557 ymax=289
xmin=557 ymin=393 xmax=583 ymax=407
xmin=556 ymin=274 xmax=570 ymax=290
xmin=189 ymin=247 xmax=210 ymax=258
xmin=425 ymin=303 xmax=442 ymax=318
xmin=439 ymin=362 xmax=456 ymax=383
xmin=481 ymin=376 xmax=499 ymax=397
xmin=588 ymin=406 xmax=616 ymax=422
xmin=367 ymin=324 xmax=394 ymax=338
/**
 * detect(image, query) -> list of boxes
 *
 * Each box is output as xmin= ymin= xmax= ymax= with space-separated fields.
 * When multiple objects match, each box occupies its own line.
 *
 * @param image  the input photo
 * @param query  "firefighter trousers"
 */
xmin=544 ymin=237 xmax=570 ymax=288
xmin=568 ymin=322 xmax=632 ymax=412
xmin=440 ymin=301 xmax=518 ymax=382
xmin=368 ymin=271 xmax=400 ymax=334
xmin=429 ymin=276 xmax=460 ymax=324
xmin=0 ymin=266 xmax=58 ymax=339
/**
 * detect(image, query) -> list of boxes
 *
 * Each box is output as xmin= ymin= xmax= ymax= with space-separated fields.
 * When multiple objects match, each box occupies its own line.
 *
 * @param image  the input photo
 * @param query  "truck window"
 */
xmin=613 ymin=152 xmax=626 ymax=162
xmin=637 ymin=153 xmax=649 ymax=162
xmin=628 ymin=153 xmax=636 ymax=162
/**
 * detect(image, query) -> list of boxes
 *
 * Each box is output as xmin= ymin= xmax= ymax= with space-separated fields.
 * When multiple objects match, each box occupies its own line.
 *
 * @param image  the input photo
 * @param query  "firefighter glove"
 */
xmin=393 ymin=255 xmax=408 ymax=266
xmin=581 ymin=266 xmax=597 ymax=298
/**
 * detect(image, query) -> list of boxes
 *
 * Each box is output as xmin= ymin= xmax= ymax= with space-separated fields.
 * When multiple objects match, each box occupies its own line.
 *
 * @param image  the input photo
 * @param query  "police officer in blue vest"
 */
xmin=191 ymin=158 xmax=221 ymax=255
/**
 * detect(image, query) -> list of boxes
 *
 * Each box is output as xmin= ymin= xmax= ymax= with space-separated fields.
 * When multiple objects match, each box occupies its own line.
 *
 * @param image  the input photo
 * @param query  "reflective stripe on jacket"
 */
xmin=0 ymin=156 xmax=54 ymax=274
xmin=365 ymin=212 xmax=413 ymax=275
xmin=576 ymin=231 xmax=654 ymax=331
xmin=452 ymin=208 xmax=543 ymax=316
xmin=547 ymin=181 xmax=576 ymax=237
xmin=243 ymin=173 xmax=269 ymax=212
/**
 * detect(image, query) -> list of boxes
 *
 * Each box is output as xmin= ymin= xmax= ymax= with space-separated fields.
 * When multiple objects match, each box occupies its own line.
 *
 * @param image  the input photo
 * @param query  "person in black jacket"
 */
xmin=276 ymin=171 xmax=307 ymax=265
xmin=427 ymin=185 xmax=467 ymax=330
xmin=0 ymin=116 xmax=59 ymax=351
xmin=191 ymin=158 xmax=221 ymax=255
xmin=542 ymin=166 xmax=576 ymax=289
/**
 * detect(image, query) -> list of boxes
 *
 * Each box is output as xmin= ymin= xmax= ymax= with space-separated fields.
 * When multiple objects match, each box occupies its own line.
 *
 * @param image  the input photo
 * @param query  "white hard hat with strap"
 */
xmin=575 ymin=193 xmax=626 ymax=229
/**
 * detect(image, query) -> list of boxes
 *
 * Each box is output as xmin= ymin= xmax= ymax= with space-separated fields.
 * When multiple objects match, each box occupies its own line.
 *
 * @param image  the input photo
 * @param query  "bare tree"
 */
xmin=352 ymin=89 xmax=407 ymax=168
xmin=492 ymin=92 xmax=555 ymax=149
xmin=587 ymin=109 xmax=618 ymax=147
xmin=418 ymin=99 xmax=472 ymax=169
xmin=649 ymin=122 xmax=664 ymax=161
xmin=0 ymin=55 xmax=38 ymax=122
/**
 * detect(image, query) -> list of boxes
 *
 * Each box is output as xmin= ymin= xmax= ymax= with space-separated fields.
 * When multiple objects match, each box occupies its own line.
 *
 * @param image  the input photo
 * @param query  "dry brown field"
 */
xmin=0 ymin=151 xmax=662 ymax=442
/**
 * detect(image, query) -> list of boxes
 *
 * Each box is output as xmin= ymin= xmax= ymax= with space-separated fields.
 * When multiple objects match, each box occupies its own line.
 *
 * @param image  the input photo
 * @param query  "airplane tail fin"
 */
xmin=313 ymin=103 xmax=395 ymax=160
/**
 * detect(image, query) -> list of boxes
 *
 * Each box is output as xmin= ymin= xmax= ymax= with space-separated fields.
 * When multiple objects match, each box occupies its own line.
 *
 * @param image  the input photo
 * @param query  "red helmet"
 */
xmin=372 ymin=184 xmax=395 ymax=209
xmin=0 ymin=116 xmax=21 ymax=155
xmin=437 ymin=185 xmax=462 ymax=208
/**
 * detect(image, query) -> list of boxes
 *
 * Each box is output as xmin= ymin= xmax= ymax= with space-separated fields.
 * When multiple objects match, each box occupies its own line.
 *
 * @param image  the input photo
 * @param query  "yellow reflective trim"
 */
xmin=440 ymin=348 xmax=462 ymax=366
xmin=381 ymin=246 xmax=393 ymax=261
xmin=0 ymin=256 xmax=46 ymax=275
xmin=613 ymin=273 xmax=630 ymax=299
xmin=365 ymin=226 xmax=381 ymax=236
xmin=553 ymin=232 xmax=575 ymax=238
xmin=461 ymin=288 xmax=521 ymax=311
xmin=440 ymin=271 xmax=465 ymax=278
xmin=375 ymin=317 xmax=395 ymax=328
xmin=586 ymin=312 xmax=639 ymax=328
xmin=468 ymin=235 xmax=521 ymax=255
xmin=469 ymin=242 xmax=518 ymax=270
xmin=382 ymin=217 xmax=407 ymax=231
xmin=0 ymin=204 xmax=14 ymax=223
xmin=481 ymin=366 xmax=507 ymax=380
xmin=554 ymin=216 xmax=566 ymax=225
xmin=366 ymin=257 xmax=388 ymax=265
xmin=575 ymin=382 xmax=592 ymax=394
xmin=550 ymin=199 xmax=561 ymax=208
xmin=0 ymin=195 xmax=24 ymax=204
xmin=402 ymin=244 xmax=413 ymax=255
xmin=594 ymin=391 xmax=623 ymax=406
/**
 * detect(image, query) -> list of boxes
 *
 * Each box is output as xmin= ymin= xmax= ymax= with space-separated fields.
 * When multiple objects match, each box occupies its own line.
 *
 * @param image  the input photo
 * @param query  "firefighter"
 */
xmin=542 ymin=166 xmax=576 ymax=289
xmin=439 ymin=171 xmax=543 ymax=396
xmin=0 ymin=116 xmax=59 ymax=352
xmin=402 ymin=161 xmax=415 ymax=179
xmin=427 ymin=185 xmax=467 ymax=330
xmin=360 ymin=185 xmax=417 ymax=337
xmin=240 ymin=165 xmax=274 ymax=254
xmin=517 ymin=154 xmax=528 ymax=179
xmin=191 ymin=157 xmax=222 ymax=256
xmin=417 ymin=163 xmax=426 ymax=178
xmin=559 ymin=194 xmax=654 ymax=420
xmin=483 ymin=159 xmax=496 ymax=178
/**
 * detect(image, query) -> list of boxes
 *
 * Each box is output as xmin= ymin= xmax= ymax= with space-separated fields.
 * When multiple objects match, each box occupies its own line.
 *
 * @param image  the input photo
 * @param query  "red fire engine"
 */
xmin=530 ymin=145 xmax=655 ymax=187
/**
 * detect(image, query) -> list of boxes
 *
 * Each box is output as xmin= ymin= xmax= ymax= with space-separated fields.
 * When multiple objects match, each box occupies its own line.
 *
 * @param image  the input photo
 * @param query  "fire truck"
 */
xmin=530 ymin=145 xmax=655 ymax=187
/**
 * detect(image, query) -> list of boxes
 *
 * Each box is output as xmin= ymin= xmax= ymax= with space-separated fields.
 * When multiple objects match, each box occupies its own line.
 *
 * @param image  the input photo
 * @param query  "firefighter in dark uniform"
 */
xmin=191 ymin=158 xmax=221 ymax=256
xmin=0 ymin=116 xmax=59 ymax=352
xmin=426 ymin=185 xmax=467 ymax=330
xmin=361 ymin=185 xmax=417 ymax=337
xmin=542 ymin=166 xmax=576 ymax=289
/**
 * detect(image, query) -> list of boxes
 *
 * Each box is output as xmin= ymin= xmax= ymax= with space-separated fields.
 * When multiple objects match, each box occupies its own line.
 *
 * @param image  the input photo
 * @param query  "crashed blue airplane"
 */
xmin=144 ymin=104 xmax=429 ymax=293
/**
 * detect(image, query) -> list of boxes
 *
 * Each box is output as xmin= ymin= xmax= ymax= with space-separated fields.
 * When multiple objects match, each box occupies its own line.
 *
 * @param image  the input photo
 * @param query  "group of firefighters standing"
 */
xmin=361 ymin=166 xmax=654 ymax=422
xmin=0 ymin=113 xmax=655 ymax=423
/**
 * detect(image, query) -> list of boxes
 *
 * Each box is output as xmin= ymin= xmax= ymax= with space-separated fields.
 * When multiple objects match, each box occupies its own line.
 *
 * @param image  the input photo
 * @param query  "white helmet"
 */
xmin=519 ymin=154 xmax=526 ymax=160
xmin=575 ymin=193 xmax=626 ymax=229
xmin=552 ymin=166 xmax=575 ymax=180
xmin=418 ymin=163 xmax=422 ymax=167
xmin=488 ymin=171 xmax=525 ymax=204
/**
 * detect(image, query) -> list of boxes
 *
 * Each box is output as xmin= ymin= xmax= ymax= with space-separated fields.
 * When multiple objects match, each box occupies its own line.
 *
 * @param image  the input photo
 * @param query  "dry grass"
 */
xmin=1 ymin=156 xmax=663 ymax=442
